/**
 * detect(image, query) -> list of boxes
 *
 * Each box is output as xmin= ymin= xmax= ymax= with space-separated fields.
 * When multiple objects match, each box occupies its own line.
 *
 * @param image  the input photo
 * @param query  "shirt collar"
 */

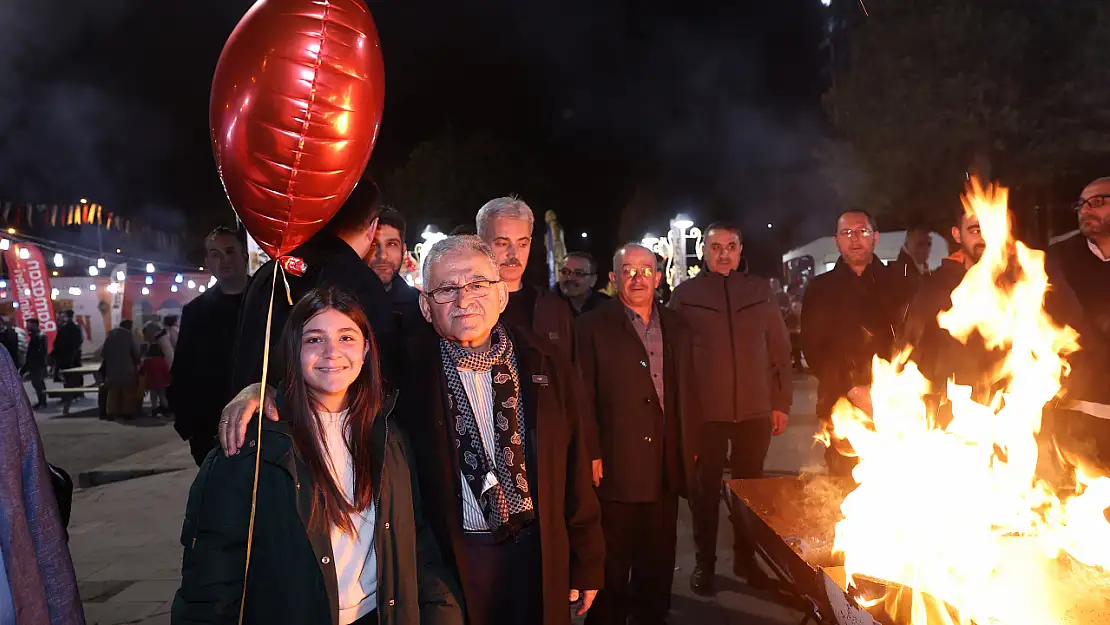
xmin=622 ymin=301 xmax=658 ymax=326
xmin=1088 ymin=238 xmax=1110 ymax=262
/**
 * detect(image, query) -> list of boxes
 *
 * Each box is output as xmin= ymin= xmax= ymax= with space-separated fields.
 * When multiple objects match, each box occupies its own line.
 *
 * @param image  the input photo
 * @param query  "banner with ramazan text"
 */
xmin=3 ymin=243 xmax=57 ymax=351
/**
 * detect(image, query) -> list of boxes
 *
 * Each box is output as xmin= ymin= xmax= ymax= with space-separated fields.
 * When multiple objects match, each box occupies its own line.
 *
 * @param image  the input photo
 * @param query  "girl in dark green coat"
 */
xmin=172 ymin=286 xmax=463 ymax=625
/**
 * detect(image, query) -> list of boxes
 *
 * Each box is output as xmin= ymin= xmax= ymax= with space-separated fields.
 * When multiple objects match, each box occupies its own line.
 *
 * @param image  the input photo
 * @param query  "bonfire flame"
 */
xmin=826 ymin=178 xmax=1110 ymax=624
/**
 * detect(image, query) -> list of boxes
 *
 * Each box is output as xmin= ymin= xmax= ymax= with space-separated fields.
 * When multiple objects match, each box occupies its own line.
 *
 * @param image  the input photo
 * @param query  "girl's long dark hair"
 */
xmin=279 ymin=286 xmax=382 ymax=534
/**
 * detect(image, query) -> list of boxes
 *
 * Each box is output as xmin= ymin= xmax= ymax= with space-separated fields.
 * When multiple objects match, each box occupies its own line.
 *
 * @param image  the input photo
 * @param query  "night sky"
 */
xmin=0 ymin=0 xmax=830 ymax=273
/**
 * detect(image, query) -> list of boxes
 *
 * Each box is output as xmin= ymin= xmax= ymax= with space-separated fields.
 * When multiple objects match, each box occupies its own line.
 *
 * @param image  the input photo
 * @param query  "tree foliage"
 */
xmin=381 ymin=131 xmax=557 ymax=235
xmin=822 ymin=0 xmax=1110 ymax=226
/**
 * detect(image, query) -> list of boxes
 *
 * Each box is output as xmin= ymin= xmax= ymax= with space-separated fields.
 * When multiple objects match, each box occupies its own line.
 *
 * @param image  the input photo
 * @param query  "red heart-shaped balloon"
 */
xmin=211 ymin=0 xmax=385 ymax=259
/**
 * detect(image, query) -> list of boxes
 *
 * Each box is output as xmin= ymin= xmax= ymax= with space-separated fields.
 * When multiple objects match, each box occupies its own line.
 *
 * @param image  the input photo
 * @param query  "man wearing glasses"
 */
xmin=557 ymin=252 xmax=610 ymax=317
xmin=1045 ymin=179 xmax=1110 ymax=471
xmin=575 ymin=244 xmax=699 ymax=625
xmin=668 ymin=222 xmax=792 ymax=595
xmin=802 ymin=210 xmax=909 ymax=477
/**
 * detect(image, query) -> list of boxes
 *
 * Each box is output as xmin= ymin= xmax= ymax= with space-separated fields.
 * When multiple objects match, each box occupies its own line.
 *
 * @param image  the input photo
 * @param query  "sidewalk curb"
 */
xmin=77 ymin=467 xmax=185 ymax=489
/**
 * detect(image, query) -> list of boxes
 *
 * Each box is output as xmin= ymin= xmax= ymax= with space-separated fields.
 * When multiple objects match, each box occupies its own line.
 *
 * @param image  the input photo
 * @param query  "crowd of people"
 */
xmin=3 ymin=175 xmax=1107 ymax=625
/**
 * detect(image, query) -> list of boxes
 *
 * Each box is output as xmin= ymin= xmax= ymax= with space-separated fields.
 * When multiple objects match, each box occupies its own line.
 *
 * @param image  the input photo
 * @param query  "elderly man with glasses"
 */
xmin=557 ymin=252 xmax=609 ymax=317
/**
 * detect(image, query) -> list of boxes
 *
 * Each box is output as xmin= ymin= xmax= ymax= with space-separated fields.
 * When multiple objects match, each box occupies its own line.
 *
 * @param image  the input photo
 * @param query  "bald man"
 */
xmin=576 ymin=244 xmax=699 ymax=625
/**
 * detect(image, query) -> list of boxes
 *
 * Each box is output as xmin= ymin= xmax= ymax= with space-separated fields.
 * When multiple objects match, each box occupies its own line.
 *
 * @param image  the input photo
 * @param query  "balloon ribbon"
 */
xmin=238 ymin=263 xmax=289 ymax=624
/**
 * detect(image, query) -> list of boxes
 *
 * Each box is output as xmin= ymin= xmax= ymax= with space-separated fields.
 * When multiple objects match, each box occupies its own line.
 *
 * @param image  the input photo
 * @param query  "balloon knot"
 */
xmin=279 ymin=256 xmax=308 ymax=277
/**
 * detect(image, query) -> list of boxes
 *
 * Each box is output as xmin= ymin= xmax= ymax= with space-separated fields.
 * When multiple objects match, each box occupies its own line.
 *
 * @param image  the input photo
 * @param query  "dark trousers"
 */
xmin=460 ymin=525 xmax=543 ymax=625
xmin=690 ymin=419 xmax=772 ymax=572
xmin=587 ymin=494 xmax=679 ymax=625
xmin=28 ymin=367 xmax=47 ymax=406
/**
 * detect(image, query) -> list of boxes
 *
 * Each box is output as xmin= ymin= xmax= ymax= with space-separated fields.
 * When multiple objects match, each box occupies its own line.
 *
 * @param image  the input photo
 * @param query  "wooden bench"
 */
xmin=47 ymin=386 xmax=102 ymax=415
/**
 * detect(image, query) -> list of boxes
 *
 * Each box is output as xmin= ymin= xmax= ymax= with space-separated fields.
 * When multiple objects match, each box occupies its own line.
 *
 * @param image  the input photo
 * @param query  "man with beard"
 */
xmin=669 ymin=222 xmax=792 ymax=593
xmin=171 ymin=226 xmax=251 ymax=465
xmin=476 ymin=197 xmax=576 ymax=360
xmin=802 ymin=210 xmax=911 ymax=477
xmin=1045 ymin=178 xmax=1110 ymax=471
xmin=576 ymin=244 xmax=698 ymax=625
xmin=367 ymin=207 xmax=423 ymax=334
xmin=218 ymin=236 xmax=605 ymax=625
xmin=557 ymin=252 xmax=609 ymax=317
xmin=900 ymin=206 xmax=994 ymax=399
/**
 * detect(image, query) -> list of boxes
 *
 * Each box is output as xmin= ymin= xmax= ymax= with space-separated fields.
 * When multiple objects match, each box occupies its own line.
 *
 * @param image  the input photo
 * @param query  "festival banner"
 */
xmin=110 ymin=263 xmax=127 ymax=329
xmin=3 ymin=243 xmax=58 ymax=351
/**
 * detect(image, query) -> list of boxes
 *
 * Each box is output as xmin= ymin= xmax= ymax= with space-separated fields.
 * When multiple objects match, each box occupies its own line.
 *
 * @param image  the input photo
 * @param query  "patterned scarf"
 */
xmin=439 ymin=324 xmax=535 ymax=538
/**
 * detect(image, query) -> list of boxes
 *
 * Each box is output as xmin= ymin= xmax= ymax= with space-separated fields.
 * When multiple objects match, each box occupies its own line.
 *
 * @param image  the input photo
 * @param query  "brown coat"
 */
xmin=397 ymin=326 xmax=605 ymax=625
xmin=532 ymin=291 xmax=576 ymax=362
xmin=575 ymin=300 xmax=699 ymax=503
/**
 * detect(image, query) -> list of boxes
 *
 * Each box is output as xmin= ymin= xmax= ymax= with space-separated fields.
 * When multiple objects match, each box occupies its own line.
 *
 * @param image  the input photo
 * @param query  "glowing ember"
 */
xmin=823 ymin=178 xmax=1110 ymax=624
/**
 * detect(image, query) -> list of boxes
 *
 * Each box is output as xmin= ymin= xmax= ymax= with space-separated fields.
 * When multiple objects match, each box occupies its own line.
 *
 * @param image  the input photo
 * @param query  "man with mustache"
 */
xmin=899 ymin=205 xmax=994 ymax=400
xmin=366 ymin=207 xmax=423 ymax=334
xmin=1045 ymin=178 xmax=1110 ymax=471
xmin=557 ymin=252 xmax=609 ymax=318
xmin=219 ymin=236 xmax=605 ymax=625
xmin=576 ymin=244 xmax=698 ymax=625
xmin=476 ymin=198 xmax=576 ymax=360
xmin=802 ymin=210 xmax=912 ymax=477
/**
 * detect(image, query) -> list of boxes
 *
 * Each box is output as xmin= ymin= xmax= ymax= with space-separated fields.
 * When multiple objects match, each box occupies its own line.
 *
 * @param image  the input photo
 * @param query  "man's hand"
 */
xmin=771 ymin=410 xmax=789 ymax=436
xmin=569 ymin=589 xmax=598 ymax=616
xmin=219 ymin=384 xmax=279 ymax=456
xmin=847 ymin=385 xmax=873 ymax=417
xmin=591 ymin=459 xmax=603 ymax=487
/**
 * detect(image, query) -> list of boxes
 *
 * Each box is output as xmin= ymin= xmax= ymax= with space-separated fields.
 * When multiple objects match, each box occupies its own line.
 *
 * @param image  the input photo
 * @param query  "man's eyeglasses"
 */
xmin=425 ymin=279 xmax=500 ymax=304
xmin=837 ymin=227 xmax=874 ymax=240
xmin=559 ymin=268 xmax=595 ymax=279
xmin=1073 ymin=195 xmax=1110 ymax=212
xmin=619 ymin=267 xmax=656 ymax=280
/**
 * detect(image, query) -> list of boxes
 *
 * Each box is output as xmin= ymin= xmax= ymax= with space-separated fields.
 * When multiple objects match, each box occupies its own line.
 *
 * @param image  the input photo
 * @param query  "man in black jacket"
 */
xmin=576 ymin=243 xmax=698 ymax=625
xmin=232 ymin=178 xmax=394 ymax=390
xmin=1044 ymin=178 xmax=1110 ymax=472
xmin=23 ymin=318 xmax=48 ymax=408
xmin=802 ymin=210 xmax=913 ymax=477
xmin=367 ymin=207 xmax=424 ymax=335
xmin=558 ymin=252 xmax=610 ymax=317
xmin=170 ymin=226 xmax=250 ymax=465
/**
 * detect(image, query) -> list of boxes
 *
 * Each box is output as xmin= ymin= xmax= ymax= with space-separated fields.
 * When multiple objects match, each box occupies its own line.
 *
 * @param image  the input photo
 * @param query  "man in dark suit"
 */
xmin=576 ymin=243 xmax=699 ymax=625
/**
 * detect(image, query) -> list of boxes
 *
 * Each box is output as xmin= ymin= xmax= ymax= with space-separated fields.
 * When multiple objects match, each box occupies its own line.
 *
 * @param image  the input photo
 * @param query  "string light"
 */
xmin=171 ymin=285 xmax=179 ymax=293
xmin=88 ymin=284 xmax=96 ymax=291
xmin=12 ymin=303 xmax=17 ymax=309
xmin=106 ymin=284 xmax=119 ymax=295
xmin=187 ymin=280 xmax=196 ymax=290
xmin=88 ymin=266 xmax=98 ymax=277
xmin=5 ymin=228 xmax=13 ymax=235
xmin=0 ymin=240 xmax=9 ymax=251
xmin=96 ymin=258 xmax=106 ymax=269
xmin=141 ymin=287 xmax=150 ymax=296
xmin=208 ymin=275 xmax=217 ymax=287
xmin=53 ymin=253 xmax=64 ymax=267
xmin=143 ymin=276 xmax=152 ymax=285
xmin=0 ymin=281 xmax=6 ymax=289
xmin=115 ymin=271 xmax=125 ymax=282
xmin=145 ymin=263 xmax=155 ymax=273
xmin=68 ymin=287 xmax=81 ymax=296
xmin=23 ymin=289 xmax=29 ymax=296
xmin=17 ymin=247 xmax=29 ymax=260
xmin=198 ymin=285 xmax=206 ymax=293
xmin=175 ymin=274 xmax=183 ymax=283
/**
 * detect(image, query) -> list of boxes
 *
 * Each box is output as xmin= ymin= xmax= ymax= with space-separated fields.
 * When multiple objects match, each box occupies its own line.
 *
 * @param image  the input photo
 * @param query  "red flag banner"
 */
xmin=4 ymin=243 xmax=57 ymax=351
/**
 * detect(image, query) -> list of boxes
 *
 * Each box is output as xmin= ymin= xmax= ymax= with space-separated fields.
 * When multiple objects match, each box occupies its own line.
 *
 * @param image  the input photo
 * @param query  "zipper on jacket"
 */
xmin=724 ymin=277 xmax=738 ymax=421
xmin=374 ymin=417 xmax=390 ymax=607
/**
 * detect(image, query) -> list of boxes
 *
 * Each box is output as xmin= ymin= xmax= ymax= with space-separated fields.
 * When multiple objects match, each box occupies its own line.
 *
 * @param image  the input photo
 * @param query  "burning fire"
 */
xmin=825 ymin=179 xmax=1110 ymax=624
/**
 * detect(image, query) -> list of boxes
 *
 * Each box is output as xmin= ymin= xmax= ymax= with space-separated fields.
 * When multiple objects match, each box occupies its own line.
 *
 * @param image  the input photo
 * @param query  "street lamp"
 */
xmin=580 ymin=232 xmax=588 ymax=239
